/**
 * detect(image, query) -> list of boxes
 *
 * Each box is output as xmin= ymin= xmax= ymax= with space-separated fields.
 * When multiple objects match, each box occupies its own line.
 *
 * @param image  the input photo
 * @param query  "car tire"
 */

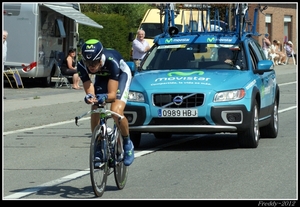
xmin=238 ymin=100 xmax=259 ymax=148
xmin=130 ymin=132 xmax=141 ymax=148
xmin=260 ymin=99 xmax=279 ymax=138
xmin=153 ymin=132 xmax=172 ymax=139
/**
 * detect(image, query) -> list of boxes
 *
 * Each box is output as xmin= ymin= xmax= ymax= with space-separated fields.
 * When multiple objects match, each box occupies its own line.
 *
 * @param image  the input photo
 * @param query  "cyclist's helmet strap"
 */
xmin=81 ymin=39 xmax=103 ymax=62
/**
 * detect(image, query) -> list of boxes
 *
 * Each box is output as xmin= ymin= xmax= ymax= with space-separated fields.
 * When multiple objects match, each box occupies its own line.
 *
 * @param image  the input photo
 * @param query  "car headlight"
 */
xmin=128 ymin=91 xmax=145 ymax=102
xmin=214 ymin=89 xmax=245 ymax=102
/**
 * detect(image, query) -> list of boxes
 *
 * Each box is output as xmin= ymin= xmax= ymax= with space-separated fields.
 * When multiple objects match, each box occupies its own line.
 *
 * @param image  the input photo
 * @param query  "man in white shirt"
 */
xmin=3 ymin=30 xmax=8 ymax=99
xmin=262 ymin=33 xmax=271 ymax=59
xmin=132 ymin=29 xmax=150 ymax=68
xmin=3 ymin=30 xmax=8 ymax=70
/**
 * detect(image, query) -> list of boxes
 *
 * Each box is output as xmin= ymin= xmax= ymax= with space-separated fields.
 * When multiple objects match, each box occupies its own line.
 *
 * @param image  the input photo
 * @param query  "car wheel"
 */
xmin=130 ymin=132 xmax=141 ymax=148
xmin=154 ymin=132 xmax=172 ymax=139
xmin=238 ymin=100 xmax=259 ymax=148
xmin=260 ymin=99 xmax=279 ymax=138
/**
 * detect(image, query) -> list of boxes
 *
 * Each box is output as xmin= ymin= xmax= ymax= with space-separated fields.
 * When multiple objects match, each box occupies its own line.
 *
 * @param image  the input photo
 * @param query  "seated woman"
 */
xmin=62 ymin=48 xmax=81 ymax=89
xmin=272 ymin=40 xmax=286 ymax=65
xmin=269 ymin=41 xmax=279 ymax=65
xmin=284 ymin=41 xmax=297 ymax=64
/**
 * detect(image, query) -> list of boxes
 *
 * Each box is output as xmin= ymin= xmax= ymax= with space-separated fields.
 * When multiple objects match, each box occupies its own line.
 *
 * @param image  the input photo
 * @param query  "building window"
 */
xmin=284 ymin=15 xmax=292 ymax=43
xmin=265 ymin=14 xmax=272 ymax=40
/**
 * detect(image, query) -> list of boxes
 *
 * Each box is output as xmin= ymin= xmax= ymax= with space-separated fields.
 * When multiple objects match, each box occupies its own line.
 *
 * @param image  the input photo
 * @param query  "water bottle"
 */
xmin=107 ymin=126 xmax=115 ymax=167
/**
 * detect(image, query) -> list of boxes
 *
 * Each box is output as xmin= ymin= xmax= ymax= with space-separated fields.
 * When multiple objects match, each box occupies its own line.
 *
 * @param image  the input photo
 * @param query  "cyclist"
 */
xmin=77 ymin=39 xmax=134 ymax=166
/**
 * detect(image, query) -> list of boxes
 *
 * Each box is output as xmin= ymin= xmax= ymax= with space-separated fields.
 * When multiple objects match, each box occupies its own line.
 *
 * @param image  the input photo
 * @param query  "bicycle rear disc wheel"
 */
xmin=114 ymin=128 xmax=128 ymax=189
xmin=90 ymin=125 xmax=108 ymax=197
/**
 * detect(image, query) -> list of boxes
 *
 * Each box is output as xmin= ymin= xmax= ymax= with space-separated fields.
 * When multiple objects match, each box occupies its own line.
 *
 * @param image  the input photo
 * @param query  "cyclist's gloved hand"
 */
xmin=96 ymin=94 xmax=108 ymax=104
xmin=84 ymin=93 xmax=94 ymax=104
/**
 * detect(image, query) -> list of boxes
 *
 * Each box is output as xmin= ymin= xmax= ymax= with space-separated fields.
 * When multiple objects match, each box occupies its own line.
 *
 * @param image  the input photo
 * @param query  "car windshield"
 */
xmin=141 ymin=43 xmax=247 ymax=70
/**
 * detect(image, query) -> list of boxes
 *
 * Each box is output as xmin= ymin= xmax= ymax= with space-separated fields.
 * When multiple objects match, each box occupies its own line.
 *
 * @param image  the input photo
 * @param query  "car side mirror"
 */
xmin=126 ymin=61 xmax=136 ymax=76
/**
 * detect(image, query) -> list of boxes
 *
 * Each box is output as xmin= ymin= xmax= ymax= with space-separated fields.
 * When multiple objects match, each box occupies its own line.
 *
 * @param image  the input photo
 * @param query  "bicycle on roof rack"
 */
xmin=75 ymin=102 xmax=128 ymax=197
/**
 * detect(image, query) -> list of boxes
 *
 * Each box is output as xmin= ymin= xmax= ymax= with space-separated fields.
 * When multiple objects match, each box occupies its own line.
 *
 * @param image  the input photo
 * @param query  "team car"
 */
xmin=124 ymin=4 xmax=279 ymax=148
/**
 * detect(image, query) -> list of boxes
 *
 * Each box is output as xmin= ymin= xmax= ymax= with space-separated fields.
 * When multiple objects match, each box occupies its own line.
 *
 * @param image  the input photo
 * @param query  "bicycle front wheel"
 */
xmin=90 ymin=125 xmax=108 ymax=197
xmin=113 ymin=128 xmax=129 ymax=189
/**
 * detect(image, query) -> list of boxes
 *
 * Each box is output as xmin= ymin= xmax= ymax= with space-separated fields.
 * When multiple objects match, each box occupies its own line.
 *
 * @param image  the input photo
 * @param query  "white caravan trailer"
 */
xmin=3 ymin=3 xmax=103 ymax=86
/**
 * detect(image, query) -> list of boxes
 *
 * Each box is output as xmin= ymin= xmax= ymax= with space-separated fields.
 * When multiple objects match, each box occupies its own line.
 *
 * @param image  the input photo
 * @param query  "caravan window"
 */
xmin=54 ymin=19 xmax=66 ymax=38
xmin=3 ymin=4 xmax=21 ymax=16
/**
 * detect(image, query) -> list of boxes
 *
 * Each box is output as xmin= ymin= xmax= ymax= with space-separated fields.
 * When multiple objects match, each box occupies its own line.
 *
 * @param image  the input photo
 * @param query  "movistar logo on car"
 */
xmin=207 ymin=37 xmax=216 ymax=42
xmin=165 ymin=38 xmax=190 ymax=43
xmin=219 ymin=38 xmax=234 ymax=42
xmin=165 ymin=38 xmax=173 ymax=43
xmin=154 ymin=70 xmax=210 ymax=82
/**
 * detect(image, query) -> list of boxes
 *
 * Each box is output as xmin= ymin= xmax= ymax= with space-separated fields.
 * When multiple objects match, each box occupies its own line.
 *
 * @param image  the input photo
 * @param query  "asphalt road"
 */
xmin=3 ymin=64 xmax=297 ymax=200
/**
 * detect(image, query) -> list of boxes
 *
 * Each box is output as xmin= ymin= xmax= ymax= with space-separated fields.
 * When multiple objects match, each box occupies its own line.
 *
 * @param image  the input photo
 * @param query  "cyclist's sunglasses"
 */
xmin=84 ymin=59 xmax=101 ymax=67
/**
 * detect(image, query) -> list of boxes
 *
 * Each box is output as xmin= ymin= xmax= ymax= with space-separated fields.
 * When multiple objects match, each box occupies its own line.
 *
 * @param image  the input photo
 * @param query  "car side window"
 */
xmin=248 ymin=44 xmax=258 ymax=70
xmin=250 ymin=40 xmax=264 ymax=61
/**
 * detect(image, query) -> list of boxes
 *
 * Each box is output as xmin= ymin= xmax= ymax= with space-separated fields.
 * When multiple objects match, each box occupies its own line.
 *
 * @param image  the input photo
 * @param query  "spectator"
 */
xmin=3 ymin=30 xmax=8 ymax=70
xmin=3 ymin=30 xmax=8 ymax=99
xmin=269 ymin=40 xmax=280 ymax=65
xmin=284 ymin=41 xmax=297 ymax=64
xmin=262 ymin=33 xmax=271 ymax=59
xmin=132 ymin=29 xmax=150 ymax=68
xmin=62 ymin=48 xmax=81 ymax=89
xmin=274 ymin=40 xmax=286 ymax=65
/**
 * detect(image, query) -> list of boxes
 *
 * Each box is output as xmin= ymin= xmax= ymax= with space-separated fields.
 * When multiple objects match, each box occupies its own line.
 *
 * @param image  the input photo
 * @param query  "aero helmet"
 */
xmin=81 ymin=39 xmax=103 ymax=66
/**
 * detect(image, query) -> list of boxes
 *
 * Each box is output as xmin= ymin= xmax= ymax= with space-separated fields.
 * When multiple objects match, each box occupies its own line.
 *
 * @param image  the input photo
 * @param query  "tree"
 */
xmin=80 ymin=3 xmax=153 ymax=30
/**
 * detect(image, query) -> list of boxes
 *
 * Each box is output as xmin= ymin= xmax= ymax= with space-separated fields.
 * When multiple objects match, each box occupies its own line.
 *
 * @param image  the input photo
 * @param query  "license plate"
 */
xmin=158 ymin=109 xmax=198 ymax=117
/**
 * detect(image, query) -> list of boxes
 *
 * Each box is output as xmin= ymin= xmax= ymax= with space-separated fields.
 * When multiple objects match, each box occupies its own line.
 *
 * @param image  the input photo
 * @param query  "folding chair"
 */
xmin=3 ymin=67 xmax=24 ymax=89
xmin=285 ymin=50 xmax=296 ymax=65
xmin=55 ymin=52 xmax=72 ymax=88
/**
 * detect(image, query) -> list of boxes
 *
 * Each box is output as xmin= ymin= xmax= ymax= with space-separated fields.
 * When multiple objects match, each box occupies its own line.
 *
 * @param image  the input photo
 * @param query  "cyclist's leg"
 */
xmin=110 ymin=71 xmax=134 ymax=166
xmin=111 ymin=69 xmax=131 ymax=137
xmin=111 ymin=100 xmax=128 ymax=136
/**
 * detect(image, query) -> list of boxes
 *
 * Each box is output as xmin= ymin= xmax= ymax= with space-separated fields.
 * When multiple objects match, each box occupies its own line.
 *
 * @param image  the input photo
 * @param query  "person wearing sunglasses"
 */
xmin=77 ymin=39 xmax=134 ymax=166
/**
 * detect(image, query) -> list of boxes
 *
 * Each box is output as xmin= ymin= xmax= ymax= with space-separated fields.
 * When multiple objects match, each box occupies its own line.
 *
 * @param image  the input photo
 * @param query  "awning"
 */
xmin=42 ymin=3 xmax=103 ymax=29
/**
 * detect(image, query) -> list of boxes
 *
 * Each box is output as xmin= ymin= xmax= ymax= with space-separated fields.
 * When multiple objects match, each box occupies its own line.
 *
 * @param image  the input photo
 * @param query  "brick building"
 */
xmin=248 ymin=3 xmax=297 ymax=57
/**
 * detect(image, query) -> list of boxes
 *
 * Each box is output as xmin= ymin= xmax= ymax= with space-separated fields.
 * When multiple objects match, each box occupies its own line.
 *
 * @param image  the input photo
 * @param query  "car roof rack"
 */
xmin=155 ymin=3 xmax=268 ymax=41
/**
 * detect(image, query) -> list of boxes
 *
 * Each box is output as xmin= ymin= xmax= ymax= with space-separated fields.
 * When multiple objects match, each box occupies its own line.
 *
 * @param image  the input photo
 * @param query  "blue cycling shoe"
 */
xmin=123 ymin=138 xmax=134 ymax=166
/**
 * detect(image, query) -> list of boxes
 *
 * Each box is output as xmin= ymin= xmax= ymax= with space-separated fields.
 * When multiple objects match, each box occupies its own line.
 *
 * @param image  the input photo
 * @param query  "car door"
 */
xmin=249 ymin=40 xmax=274 ymax=111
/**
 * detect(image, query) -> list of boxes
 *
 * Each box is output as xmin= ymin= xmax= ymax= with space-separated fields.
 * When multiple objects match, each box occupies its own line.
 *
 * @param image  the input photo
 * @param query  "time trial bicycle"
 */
xmin=75 ymin=103 xmax=128 ymax=197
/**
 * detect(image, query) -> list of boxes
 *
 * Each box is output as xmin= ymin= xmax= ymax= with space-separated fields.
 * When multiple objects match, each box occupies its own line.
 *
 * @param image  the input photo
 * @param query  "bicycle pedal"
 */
xmin=94 ymin=161 xmax=105 ymax=169
xmin=94 ymin=157 xmax=105 ymax=168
